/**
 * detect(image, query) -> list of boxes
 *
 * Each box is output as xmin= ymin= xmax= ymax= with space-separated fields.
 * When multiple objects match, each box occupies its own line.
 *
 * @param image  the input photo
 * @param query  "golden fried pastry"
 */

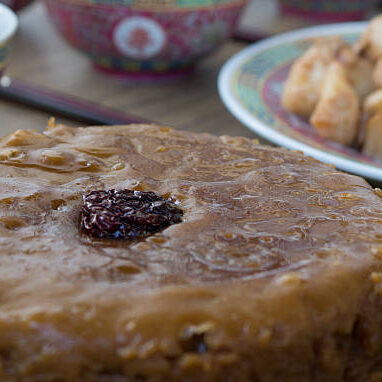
xmin=0 ymin=124 xmax=382 ymax=381
xmin=281 ymin=36 xmax=344 ymax=118
xmin=310 ymin=61 xmax=360 ymax=145
xmin=337 ymin=45 xmax=375 ymax=101
xmin=362 ymin=90 xmax=382 ymax=157
xmin=373 ymin=58 xmax=382 ymax=88
xmin=364 ymin=89 xmax=382 ymax=115
xmin=363 ymin=111 xmax=382 ymax=157
xmin=282 ymin=15 xmax=382 ymax=159
xmin=355 ymin=15 xmax=382 ymax=61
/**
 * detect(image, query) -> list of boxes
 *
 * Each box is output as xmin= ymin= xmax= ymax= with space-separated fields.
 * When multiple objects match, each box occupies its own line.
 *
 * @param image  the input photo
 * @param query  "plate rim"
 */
xmin=217 ymin=21 xmax=382 ymax=181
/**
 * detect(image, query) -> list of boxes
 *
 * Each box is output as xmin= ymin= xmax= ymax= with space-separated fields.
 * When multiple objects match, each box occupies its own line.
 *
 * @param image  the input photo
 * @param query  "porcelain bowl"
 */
xmin=0 ymin=4 xmax=17 ymax=77
xmin=279 ymin=0 xmax=379 ymax=22
xmin=43 ymin=0 xmax=247 ymax=78
xmin=0 ymin=0 xmax=34 ymax=12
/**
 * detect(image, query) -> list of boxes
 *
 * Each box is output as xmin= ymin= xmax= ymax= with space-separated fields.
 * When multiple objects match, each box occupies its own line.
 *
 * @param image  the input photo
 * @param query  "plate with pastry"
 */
xmin=219 ymin=17 xmax=382 ymax=182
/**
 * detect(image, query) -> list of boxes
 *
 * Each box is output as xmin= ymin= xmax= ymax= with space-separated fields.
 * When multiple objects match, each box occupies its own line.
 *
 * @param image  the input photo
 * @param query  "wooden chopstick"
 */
xmin=0 ymin=77 xmax=153 ymax=126
xmin=0 ymin=30 xmax=259 ymax=125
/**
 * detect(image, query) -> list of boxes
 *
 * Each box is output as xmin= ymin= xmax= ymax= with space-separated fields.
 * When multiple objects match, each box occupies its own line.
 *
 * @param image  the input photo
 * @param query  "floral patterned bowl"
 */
xmin=0 ymin=0 xmax=34 ymax=12
xmin=43 ymin=0 xmax=246 ymax=78
xmin=0 ymin=4 xmax=17 ymax=77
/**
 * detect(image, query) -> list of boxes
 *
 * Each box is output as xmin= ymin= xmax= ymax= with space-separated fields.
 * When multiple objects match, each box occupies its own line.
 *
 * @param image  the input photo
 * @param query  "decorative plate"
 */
xmin=218 ymin=22 xmax=382 ymax=182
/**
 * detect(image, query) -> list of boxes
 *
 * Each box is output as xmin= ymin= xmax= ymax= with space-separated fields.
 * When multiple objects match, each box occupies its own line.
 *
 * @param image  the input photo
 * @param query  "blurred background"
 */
xmin=1 ymin=0 xmax=381 ymax=138
xmin=240 ymin=0 xmax=381 ymax=38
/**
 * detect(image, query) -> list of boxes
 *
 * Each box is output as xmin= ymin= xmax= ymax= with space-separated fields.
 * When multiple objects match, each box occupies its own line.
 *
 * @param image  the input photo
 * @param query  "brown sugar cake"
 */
xmin=1 ymin=124 xmax=382 ymax=381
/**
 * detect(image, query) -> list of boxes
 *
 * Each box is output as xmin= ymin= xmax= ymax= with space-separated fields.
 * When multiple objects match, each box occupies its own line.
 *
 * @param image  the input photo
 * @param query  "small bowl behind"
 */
xmin=0 ymin=4 xmax=18 ymax=77
xmin=43 ymin=0 xmax=246 ymax=78
xmin=0 ymin=0 xmax=34 ymax=12
xmin=279 ymin=0 xmax=379 ymax=22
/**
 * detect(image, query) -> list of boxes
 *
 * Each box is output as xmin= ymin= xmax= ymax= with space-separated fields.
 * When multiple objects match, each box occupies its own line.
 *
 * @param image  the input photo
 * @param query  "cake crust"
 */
xmin=0 ymin=125 xmax=382 ymax=381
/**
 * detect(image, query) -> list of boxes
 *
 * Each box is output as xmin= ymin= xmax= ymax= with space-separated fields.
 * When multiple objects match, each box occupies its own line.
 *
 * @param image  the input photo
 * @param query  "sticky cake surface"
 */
xmin=1 ymin=124 xmax=382 ymax=381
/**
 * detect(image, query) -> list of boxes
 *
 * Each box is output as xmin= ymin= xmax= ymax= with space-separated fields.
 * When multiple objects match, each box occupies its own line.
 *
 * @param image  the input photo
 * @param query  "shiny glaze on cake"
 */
xmin=0 ymin=124 xmax=382 ymax=381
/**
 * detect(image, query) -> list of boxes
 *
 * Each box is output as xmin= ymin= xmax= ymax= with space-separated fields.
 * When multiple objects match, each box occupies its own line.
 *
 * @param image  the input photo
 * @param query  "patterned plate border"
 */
xmin=217 ymin=22 xmax=382 ymax=182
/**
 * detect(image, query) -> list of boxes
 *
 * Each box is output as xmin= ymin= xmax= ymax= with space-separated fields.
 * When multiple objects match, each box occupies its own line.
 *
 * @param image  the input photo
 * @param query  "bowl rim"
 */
xmin=0 ymin=4 xmax=18 ymax=44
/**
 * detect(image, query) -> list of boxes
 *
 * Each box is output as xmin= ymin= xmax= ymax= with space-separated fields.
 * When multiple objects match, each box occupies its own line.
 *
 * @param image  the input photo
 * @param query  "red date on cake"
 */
xmin=80 ymin=189 xmax=183 ymax=240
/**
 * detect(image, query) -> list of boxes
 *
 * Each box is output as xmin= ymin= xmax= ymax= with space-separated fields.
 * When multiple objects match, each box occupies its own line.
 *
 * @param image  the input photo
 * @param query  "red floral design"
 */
xmin=127 ymin=27 xmax=152 ymax=54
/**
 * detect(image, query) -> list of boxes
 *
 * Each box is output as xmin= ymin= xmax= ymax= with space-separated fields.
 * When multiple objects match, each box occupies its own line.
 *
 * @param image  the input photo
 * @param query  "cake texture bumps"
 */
xmin=0 ymin=124 xmax=381 ymax=381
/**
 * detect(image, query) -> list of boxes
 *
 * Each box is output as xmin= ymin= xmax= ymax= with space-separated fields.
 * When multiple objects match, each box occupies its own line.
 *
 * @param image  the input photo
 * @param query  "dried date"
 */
xmin=81 ymin=189 xmax=183 ymax=240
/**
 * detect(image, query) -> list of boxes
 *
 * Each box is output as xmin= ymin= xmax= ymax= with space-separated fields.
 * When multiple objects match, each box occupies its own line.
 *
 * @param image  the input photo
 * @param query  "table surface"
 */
xmin=2 ymin=2 xmax=260 ymax=140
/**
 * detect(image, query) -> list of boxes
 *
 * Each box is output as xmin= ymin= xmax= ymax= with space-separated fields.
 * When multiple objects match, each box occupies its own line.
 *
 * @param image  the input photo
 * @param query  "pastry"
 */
xmin=281 ymin=36 xmax=344 ymax=118
xmin=309 ymin=61 xmax=359 ymax=146
xmin=282 ymin=14 xmax=382 ymax=157
xmin=0 ymin=124 xmax=382 ymax=381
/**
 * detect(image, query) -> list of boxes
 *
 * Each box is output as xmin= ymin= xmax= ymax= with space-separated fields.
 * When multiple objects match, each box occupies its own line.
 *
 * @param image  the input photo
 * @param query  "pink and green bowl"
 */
xmin=43 ymin=0 xmax=247 ymax=78
xmin=279 ymin=0 xmax=379 ymax=22
xmin=0 ymin=4 xmax=17 ymax=78
xmin=0 ymin=0 xmax=34 ymax=12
